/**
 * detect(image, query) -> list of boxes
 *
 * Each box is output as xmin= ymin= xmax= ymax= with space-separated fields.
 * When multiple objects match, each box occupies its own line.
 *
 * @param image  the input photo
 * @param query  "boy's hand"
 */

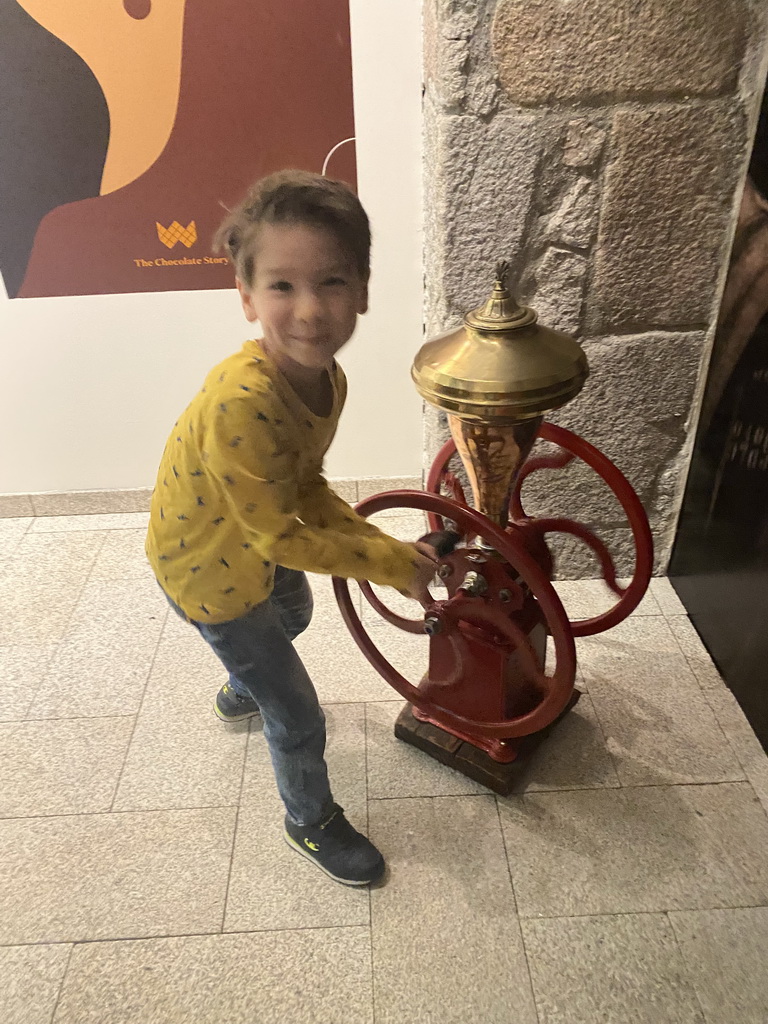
xmin=416 ymin=530 xmax=462 ymax=557
xmin=399 ymin=542 xmax=439 ymax=603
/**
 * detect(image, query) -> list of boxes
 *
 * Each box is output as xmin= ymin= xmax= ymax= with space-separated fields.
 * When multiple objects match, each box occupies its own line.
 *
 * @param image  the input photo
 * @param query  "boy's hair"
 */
xmin=214 ymin=170 xmax=371 ymax=288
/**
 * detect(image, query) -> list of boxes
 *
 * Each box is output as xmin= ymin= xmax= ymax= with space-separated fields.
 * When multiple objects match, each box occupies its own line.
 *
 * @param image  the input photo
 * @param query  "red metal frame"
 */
xmin=333 ymin=424 xmax=652 ymax=760
xmin=426 ymin=422 xmax=654 ymax=637
xmin=333 ymin=490 xmax=577 ymax=742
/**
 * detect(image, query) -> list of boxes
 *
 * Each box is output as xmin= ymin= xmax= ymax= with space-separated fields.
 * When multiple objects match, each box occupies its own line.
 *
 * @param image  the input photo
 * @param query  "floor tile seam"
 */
xmin=663 ymin=910 xmax=709 ymax=1023
xmin=493 ymin=796 xmax=522 ymax=916
xmin=21 ymin=570 xmax=94 ymax=720
xmin=0 ymin=640 xmax=55 ymax=649
xmin=6 ymin=515 xmax=34 ymax=554
xmin=323 ymin=697 xmax=403 ymax=706
xmin=157 ymin=603 xmax=189 ymax=643
xmin=48 ymin=940 xmax=75 ymax=1024
xmin=17 ymin=712 xmax=137 ymax=724
xmin=334 ymin=593 xmax=364 ymax=626
xmin=0 ymin=801 xmax=241 ymax=824
xmin=363 ymin=703 xmax=371 ymax=835
xmin=367 ymin=792 xmax=492 ymax=804
xmin=365 ymin=699 xmax=375 ymax=1024
xmin=493 ymin=795 xmax=541 ymax=1024
xmin=517 ymin=902 xmax=768 ymax=924
xmin=362 ymin=705 xmax=372 ymax=933
xmin=581 ymin=651 xmax=733 ymax=716
xmin=666 ymin=614 xmax=726 ymax=700
xmin=2 ymin=778 xmax=750 ymax=822
xmin=748 ymin=779 xmax=768 ymax=828
xmin=366 ymin=777 xmax=753 ymax=805
xmin=17 ymin=643 xmax=61 ymax=723
xmin=502 ymin=779 xmax=757 ymax=802
xmin=223 ymin=914 xmax=374 ymax=940
xmin=670 ymin=734 xmax=749 ymax=783
xmin=85 ymin=528 xmax=110 ymax=572
xmin=666 ymin=903 xmax=768 ymax=920
xmin=322 ymin=700 xmax=379 ymax=711
xmin=219 ymin=717 xmax=253 ymax=933
xmin=607 ymin=778 xmax=752 ymax=791
xmin=663 ymin=618 xmax=753 ymax=774
xmin=523 ymin=908 xmax=683 ymax=927
xmin=513 ymin=907 xmax=544 ymax=1024
xmin=108 ymin=605 xmax=170 ymax=811
xmin=577 ymin=610 xmax=667 ymax=629
xmin=30 ymin=522 xmax=150 ymax=535
xmin=575 ymin=688 xmax=624 ymax=789
xmin=675 ymin=645 xmax=768 ymax=800
xmin=28 ymin=526 xmax=107 ymax=652
xmin=324 ymin=577 xmax=364 ymax=618
xmin=0 ymin=568 xmax=104 ymax=588
xmin=58 ymin=528 xmax=110 ymax=585
xmin=8 ymin=712 xmax=139 ymax=726
xmin=0 ymin=922 xmax=372 ymax=951
xmin=656 ymin=604 xmax=686 ymax=620
xmin=370 ymin=942 xmax=377 ymax=1024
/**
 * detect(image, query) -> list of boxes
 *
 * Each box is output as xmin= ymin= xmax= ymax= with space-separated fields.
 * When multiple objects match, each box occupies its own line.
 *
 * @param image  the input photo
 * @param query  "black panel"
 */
xmin=670 ymin=83 xmax=768 ymax=751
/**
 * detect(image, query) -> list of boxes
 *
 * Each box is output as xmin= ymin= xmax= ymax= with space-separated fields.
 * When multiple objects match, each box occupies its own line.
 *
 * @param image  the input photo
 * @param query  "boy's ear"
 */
xmin=357 ymin=278 xmax=369 ymax=316
xmin=236 ymin=277 xmax=259 ymax=323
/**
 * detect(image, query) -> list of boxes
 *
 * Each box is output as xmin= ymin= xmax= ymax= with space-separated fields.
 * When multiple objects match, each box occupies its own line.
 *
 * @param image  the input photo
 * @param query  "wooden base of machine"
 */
xmin=394 ymin=691 xmax=581 ymax=796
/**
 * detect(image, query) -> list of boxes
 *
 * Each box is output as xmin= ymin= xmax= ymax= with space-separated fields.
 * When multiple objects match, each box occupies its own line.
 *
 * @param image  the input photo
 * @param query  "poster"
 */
xmin=0 ymin=0 xmax=356 ymax=299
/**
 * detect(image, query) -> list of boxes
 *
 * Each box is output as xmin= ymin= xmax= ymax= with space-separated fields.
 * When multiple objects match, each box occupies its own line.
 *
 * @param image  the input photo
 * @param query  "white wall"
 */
xmin=0 ymin=0 xmax=423 ymax=494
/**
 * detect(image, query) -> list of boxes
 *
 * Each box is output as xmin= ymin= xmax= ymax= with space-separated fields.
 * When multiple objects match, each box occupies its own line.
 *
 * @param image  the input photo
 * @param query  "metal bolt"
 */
xmin=499 ymin=589 xmax=512 ymax=603
xmin=438 ymin=564 xmax=452 ymax=579
xmin=424 ymin=615 xmax=442 ymax=636
xmin=458 ymin=571 xmax=488 ymax=597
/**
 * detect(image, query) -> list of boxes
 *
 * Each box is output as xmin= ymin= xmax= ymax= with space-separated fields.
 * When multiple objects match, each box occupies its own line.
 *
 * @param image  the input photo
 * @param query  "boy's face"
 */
xmin=237 ymin=222 xmax=368 ymax=372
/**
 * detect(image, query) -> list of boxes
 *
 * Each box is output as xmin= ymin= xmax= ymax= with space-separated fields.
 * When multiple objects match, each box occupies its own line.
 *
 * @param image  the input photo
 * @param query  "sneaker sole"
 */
xmin=213 ymin=702 xmax=262 ymax=723
xmin=283 ymin=830 xmax=384 ymax=886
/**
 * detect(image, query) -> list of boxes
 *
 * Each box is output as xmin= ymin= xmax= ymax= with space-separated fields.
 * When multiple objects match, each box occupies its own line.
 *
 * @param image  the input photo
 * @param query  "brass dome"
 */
xmin=412 ymin=262 xmax=588 ymax=423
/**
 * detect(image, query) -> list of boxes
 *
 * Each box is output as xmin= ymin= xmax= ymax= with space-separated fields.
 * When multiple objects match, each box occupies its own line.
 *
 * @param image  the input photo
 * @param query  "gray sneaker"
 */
xmin=214 ymin=683 xmax=261 ymax=723
xmin=284 ymin=804 xmax=385 ymax=886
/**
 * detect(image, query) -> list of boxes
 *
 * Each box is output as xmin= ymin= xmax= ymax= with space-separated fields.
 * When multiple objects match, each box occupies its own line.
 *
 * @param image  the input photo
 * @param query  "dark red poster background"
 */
xmin=0 ymin=0 xmax=356 ymax=299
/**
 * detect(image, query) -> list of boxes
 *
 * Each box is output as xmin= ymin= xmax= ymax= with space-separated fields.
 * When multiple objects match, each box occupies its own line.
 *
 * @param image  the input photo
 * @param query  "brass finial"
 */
xmin=464 ymin=261 xmax=536 ymax=332
xmin=411 ymin=254 xmax=589 ymax=424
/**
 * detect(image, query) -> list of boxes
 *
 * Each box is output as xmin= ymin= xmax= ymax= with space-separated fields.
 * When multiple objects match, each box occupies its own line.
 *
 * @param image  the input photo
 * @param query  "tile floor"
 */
xmin=1 ymin=510 xmax=767 ymax=1023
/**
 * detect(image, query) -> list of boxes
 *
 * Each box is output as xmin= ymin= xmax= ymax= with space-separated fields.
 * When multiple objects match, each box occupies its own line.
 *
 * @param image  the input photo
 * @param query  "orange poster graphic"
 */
xmin=0 ymin=0 xmax=356 ymax=298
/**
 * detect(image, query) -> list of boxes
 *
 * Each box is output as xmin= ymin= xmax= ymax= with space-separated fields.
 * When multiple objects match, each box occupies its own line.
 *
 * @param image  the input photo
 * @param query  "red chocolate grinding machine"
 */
xmin=333 ymin=263 xmax=653 ymax=793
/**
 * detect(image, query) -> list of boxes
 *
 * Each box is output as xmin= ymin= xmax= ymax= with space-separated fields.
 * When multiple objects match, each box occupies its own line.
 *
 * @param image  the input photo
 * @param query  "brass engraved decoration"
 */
xmin=412 ymin=262 xmax=589 ymax=524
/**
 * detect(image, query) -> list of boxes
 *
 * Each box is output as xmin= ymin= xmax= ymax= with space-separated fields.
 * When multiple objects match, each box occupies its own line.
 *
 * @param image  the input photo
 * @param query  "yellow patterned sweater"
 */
xmin=146 ymin=340 xmax=418 ymax=623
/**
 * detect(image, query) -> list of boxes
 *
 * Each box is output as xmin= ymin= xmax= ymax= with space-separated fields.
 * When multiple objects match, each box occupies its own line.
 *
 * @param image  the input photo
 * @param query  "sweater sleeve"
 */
xmin=203 ymin=396 xmax=418 ymax=590
xmin=299 ymin=475 xmax=382 ymax=536
xmin=298 ymin=370 xmax=408 ymax=539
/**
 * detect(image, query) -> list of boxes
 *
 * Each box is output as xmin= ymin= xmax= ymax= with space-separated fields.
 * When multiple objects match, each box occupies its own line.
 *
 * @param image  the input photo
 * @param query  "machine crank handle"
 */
xmin=417 ymin=529 xmax=463 ymax=557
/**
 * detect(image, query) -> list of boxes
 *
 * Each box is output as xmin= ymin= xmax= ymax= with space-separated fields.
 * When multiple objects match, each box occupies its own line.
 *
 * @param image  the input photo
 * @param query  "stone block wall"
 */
xmin=423 ymin=0 xmax=768 ymax=576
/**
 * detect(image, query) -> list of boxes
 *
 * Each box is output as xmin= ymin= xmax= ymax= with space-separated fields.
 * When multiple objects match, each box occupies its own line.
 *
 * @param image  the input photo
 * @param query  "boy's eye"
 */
xmin=270 ymin=281 xmax=292 ymax=292
xmin=323 ymin=277 xmax=347 ymax=287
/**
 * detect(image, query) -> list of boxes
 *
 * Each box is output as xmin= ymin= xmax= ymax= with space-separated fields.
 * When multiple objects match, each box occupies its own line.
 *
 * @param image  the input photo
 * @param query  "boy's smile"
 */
xmin=236 ymin=222 xmax=368 ymax=376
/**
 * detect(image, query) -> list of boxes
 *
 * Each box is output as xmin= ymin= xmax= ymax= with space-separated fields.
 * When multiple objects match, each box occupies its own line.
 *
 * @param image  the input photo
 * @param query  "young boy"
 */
xmin=145 ymin=170 xmax=436 ymax=886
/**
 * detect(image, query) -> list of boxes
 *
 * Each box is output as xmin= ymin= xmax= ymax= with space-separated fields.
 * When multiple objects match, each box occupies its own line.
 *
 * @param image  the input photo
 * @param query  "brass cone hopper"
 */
xmin=413 ymin=262 xmax=589 ymax=526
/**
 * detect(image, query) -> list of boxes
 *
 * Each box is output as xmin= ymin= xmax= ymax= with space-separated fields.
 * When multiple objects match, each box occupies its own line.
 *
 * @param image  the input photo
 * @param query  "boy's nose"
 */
xmin=295 ymin=290 xmax=325 ymax=322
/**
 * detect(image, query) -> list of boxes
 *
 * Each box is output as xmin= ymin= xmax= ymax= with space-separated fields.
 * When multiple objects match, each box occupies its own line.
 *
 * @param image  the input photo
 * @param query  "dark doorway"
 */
xmin=669 ymin=82 xmax=768 ymax=751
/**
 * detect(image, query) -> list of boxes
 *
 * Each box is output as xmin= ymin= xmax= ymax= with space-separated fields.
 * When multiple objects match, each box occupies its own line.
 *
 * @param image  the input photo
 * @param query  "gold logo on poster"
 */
xmin=156 ymin=220 xmax=197 ymax=249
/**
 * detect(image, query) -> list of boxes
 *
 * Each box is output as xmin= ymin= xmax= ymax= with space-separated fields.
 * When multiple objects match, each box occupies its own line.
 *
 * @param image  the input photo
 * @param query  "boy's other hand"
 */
xmin=399 ymin=542 xmax=439 ymax=603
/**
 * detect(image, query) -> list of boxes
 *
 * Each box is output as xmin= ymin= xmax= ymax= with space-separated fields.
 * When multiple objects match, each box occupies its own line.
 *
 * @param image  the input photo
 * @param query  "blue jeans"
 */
xmin=166 ymin=568 xmax=334 ymax=827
